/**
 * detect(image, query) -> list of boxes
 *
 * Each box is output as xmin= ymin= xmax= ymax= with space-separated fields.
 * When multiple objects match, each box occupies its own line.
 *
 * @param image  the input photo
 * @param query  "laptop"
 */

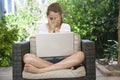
xmin=36 ymin=32 xmax=74 ymax=57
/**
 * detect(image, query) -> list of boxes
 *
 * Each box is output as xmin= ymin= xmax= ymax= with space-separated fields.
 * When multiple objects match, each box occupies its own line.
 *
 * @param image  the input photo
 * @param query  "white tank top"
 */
xmin=37 ymin=23 xmax=71 ymax=33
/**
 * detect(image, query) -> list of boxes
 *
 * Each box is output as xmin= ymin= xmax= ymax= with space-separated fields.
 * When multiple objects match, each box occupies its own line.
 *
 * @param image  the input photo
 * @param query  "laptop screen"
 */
xmin=36 ymin=32 xmax=74 ymax=57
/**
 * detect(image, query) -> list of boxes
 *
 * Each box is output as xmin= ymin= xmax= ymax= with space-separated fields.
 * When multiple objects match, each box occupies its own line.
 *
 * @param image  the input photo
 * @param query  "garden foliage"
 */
xmin=0 ymin=0 xmax=41 ymax=66
xmin=57 ymin=0 xmax=118 ymax=58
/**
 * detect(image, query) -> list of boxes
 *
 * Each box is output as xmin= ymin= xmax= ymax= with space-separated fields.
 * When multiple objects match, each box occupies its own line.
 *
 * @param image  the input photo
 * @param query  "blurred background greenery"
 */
xmin=0 ymin=0 xmax=118 ymax=66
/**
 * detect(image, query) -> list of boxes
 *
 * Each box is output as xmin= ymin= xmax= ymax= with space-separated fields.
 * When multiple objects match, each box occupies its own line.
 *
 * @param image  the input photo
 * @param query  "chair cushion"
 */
xmin=30 ymin=33 xmax=81 ymax=54
xmin=74 ymin=33 xmax=81 ymax=52
xmin=22 ymin=66 xmax=85 ymax=79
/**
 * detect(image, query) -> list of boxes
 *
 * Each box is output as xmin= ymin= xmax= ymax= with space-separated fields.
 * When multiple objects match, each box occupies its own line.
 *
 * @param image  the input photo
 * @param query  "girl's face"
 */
xmin=47 ymin=11 xmax=61 ymax=24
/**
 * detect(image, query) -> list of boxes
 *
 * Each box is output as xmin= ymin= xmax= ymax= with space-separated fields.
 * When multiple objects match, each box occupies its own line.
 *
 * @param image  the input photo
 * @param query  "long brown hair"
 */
xmin=46 ymin=2 xmax=63 ymax=24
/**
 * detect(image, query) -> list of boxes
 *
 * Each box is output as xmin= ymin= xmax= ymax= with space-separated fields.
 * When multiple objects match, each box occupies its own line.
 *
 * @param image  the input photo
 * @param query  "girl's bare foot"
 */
xmin=24 ymin=64 xmax=40 ymax=74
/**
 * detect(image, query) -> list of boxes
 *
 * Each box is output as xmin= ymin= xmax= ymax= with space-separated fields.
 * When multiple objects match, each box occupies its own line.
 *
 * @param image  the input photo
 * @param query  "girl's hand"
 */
xmin=48 ymin=16 xmax=61 ymax=32
xmin=48 ymin=17 xmax=56 ymax=29
xmin=55 ymin=17 xmax=61 ymax=27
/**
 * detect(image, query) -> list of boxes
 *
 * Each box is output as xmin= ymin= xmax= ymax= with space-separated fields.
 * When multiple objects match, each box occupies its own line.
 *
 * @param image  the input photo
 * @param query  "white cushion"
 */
xmin=23 ymin=66 xmax=85 ymax=79
xmin=74 ymin=33 xmax=81 ymax=52
xmin=30 ymin=33 xmax=81 ymax=55
xmin=30 ymin=36 xmax=36 ymax=54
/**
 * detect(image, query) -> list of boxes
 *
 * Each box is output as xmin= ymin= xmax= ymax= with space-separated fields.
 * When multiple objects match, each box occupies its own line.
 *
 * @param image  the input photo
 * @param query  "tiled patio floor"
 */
xmin=0 ymin=67 xmax=12 ymax=80
xmin=0 ymin=65 xmax=120 ymax=80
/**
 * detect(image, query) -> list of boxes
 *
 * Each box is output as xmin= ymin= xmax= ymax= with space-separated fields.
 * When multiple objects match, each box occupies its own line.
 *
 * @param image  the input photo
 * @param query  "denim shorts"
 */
xmin=43 ymin=56 xmax=65 ymax=63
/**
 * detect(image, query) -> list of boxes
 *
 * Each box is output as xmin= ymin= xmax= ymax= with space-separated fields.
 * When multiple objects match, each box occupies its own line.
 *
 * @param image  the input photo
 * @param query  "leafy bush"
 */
xmin=0 ymin=22 xmax=19 ymax=66
xmin=57 ymin=0 xmax=118 ymax=58
xmin=0 ymin=0 xmax=41 ymax=66
xmin=103 ymin=40 xmax=118 ymax=62
xmin=2 ymin=0 xmax=41 ymax=41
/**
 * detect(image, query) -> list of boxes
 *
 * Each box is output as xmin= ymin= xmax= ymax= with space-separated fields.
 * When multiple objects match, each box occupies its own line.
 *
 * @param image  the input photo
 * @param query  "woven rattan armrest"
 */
xmin=12 ymin=41 xmax=30 ymax=80
xmin=81 ymin=40 xmax=96 ymax=80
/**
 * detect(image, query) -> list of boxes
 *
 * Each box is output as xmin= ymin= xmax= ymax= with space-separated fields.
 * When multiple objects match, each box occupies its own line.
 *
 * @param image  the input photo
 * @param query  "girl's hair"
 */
xmin=46 ymin=3 xmax=62 ymax=16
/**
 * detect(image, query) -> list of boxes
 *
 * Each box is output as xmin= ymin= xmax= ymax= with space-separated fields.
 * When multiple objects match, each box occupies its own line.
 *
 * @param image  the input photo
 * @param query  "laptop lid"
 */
xmin=36 ymin=32 xmax=74 ymax=57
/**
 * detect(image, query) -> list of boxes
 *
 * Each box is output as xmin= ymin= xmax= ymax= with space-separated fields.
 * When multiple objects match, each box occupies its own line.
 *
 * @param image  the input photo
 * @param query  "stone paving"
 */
xmin=0 ymin=67 xmax=12 ymax=80
xmin=0 ymin=66 xmax=120 ymax=80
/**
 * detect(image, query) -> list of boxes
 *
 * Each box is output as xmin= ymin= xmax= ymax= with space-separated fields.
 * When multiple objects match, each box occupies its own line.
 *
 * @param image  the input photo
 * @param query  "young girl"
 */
xmin=23 ymin=2 xmax=84 ymax=74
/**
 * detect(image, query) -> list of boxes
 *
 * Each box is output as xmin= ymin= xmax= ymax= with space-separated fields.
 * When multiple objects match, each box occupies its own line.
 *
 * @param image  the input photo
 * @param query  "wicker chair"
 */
xmin=12 ymin=40 xmax=96 ymax=80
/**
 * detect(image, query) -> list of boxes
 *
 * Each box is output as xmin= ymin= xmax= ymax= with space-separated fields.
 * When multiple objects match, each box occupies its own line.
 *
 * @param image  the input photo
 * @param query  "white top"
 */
xmin=37 ymin=23 xmax=71 ymax=33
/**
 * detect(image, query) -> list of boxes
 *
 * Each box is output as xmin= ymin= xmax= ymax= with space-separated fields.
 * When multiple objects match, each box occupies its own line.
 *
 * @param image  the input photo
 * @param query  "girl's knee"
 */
xmin=24 ymin=54 xmax=31 ymax=59
xmin=76 ymin=51 xmax=84 ymax=57
xmin=76 ymin=51 xmax=85 ymax=61
xmin=23 ymin=54 xmax=34 ymax=63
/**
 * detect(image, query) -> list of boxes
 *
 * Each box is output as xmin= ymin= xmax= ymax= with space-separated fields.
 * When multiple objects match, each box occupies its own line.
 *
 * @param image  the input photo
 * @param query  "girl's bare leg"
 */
xmin=23 ymin=54 xmax=53 ymax=69
xmin=24 ymin=51 xmax=84 ymax=74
